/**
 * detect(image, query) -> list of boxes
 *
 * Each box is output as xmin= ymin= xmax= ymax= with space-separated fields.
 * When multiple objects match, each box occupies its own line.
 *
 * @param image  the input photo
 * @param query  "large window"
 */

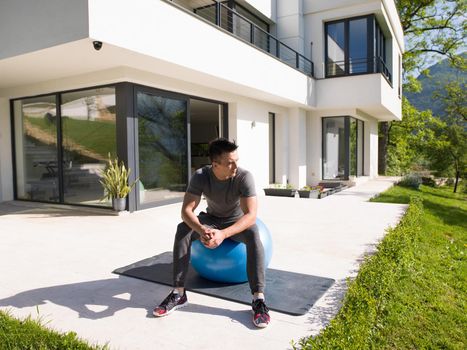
xmin=323 ymin=116 xmax=364 ymax=180
xmin=136 ymin=89 xmax=188 ymax=208
xmin=12 ymin=83 xmax=228 ymax=211
xmin=325 ymin=15 xmax=391 ymax=83
xmin=61 ymin=88 xmax=117 ymax=206
xmin=13 ymin=87 xmax=117 ymax=207
xmin=13 ymin=95 xmax=59 ymax=202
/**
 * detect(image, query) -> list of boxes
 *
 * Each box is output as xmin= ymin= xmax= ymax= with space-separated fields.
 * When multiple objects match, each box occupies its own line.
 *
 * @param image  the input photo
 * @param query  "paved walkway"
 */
xmin=0 ymin=177 xmax=406 ymax=350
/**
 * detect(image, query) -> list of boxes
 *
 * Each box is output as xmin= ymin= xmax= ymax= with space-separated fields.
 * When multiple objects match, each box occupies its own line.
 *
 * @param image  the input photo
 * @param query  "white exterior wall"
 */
xmin=87 ymin=0 xmax=312 ymax=107
xmin=0 ymin=0 xmax=88 ymax=60
xmin=276 ymin=0 xmax=305 ymax=55
xmin=233 ymin=97 xmax=287 ymax=191
xmin=244 ymin=0 xmax=276 ymax=19
xmin=307 ymin=111 xmax=322 ymax=185
xmin=287 ymin=108 xmax=307 ymax=188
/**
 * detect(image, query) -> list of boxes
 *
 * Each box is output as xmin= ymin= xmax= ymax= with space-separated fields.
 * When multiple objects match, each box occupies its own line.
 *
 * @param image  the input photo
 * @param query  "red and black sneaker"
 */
xmin=252 ymin=298 xmax=270 ymax=328
xmin=153 ymin=291 xmax=188 ymax=317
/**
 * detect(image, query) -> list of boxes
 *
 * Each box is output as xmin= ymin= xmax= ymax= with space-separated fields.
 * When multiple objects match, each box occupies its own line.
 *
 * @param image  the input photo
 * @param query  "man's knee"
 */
xmin=235 ymin=224 xmax=261 ymax=245
xmin=175 ymin=222 xmax=192 ymax=240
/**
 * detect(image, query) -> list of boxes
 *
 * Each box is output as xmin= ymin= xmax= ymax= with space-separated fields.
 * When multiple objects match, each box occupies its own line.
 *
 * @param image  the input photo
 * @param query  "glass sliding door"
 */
xmin=61 ymin=87 xmax=117 ymax=206
xmin=13 ymin=96 xmax=59 ymax=202
xmin=136 ymin=89 xmax=188 ymax=207
xmin=323 ymin=117 xmax=346 ymax=179
xmin=323 ymin=116 xmax=364 ymax=180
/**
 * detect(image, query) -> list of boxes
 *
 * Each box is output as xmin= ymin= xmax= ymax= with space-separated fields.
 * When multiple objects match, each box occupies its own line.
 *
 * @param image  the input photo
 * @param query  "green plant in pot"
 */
xmin=263 ymin=183 xmax=297 ymax=197
xmin=298 ymin=185 xmax=321 ymax=199
xmin=100 ymin=155 xmax=138 ymax=211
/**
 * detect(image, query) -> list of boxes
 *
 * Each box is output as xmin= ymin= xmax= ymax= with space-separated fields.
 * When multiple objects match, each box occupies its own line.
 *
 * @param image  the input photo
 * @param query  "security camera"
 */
xmin=93 ymin=41 xmax=103 ymax=51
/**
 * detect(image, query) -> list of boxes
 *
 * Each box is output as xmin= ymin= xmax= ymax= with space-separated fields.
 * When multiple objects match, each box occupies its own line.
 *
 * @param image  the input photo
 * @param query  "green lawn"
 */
xmin=296 ymin=185 xmax=466 ymax=349
xmin=0 ymin=310 xmax=106 ymax=350
xmin=27 ymin=116 xmax=116 ymax=159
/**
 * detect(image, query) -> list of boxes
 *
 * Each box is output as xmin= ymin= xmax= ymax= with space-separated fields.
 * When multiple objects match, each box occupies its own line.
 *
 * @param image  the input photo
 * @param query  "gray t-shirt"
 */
xmin=186 ymin=166 xmax=256 ymax=219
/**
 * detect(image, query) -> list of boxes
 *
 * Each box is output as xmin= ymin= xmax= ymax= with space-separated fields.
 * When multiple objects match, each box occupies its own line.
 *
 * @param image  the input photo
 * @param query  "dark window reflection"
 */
xmin=137 ymin=91 xmax=187 ymax=206
xmin=349 ymin=18 xmax=368 ymax=73
xmin=326 ymin=22 xmax=346 ymax=76
xmin=14 ymin=96 xmax=59 ymax=202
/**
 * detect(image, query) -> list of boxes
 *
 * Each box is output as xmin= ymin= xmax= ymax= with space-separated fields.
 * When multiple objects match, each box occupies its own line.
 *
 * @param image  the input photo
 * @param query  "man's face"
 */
xmin=212 ymin=151 xmax=239 ymax=180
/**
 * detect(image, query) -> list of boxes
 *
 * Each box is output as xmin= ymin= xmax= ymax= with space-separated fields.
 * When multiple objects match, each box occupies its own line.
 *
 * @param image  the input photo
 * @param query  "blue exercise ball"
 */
xmin=191 ymin=218 xmax=273 ymax=283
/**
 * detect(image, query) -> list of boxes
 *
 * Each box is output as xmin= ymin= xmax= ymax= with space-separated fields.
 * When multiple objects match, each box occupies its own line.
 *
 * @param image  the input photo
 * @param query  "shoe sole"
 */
xmin=251 ymin=310 xmax=270 ymax=328
xmin=153 ymin=301 xmax=188 ymax=317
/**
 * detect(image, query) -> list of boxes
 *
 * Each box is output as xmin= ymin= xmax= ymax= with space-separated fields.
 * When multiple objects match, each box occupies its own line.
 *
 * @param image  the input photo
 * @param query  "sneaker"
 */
xmin=153 ymin=291 xmax=188 ymax=317
xmin=252 ymin=298 xmax=270 ymax=328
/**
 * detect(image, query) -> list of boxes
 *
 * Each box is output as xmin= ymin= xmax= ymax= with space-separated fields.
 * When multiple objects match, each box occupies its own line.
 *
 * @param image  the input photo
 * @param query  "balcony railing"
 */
xmin=172 ymin=0 xmax=314 ymax=77
xmin=326 ymin=56 xmax=392 ymax=85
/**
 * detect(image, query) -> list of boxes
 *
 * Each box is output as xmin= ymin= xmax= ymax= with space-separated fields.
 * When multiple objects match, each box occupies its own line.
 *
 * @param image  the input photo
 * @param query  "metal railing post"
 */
xmin=250 ymin=23 xmax=254 ymax=44
xmin=215 ymin=1 xmax=221 ymax=26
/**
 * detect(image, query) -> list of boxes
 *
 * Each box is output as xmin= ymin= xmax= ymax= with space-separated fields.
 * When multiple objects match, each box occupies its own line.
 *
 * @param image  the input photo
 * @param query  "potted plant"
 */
xmin=298 ymin=185 xmax=321 ymax=199
xmin=100 ymin=155 xmax=138 ymax=211
xmin=263 ymin=183 xmax=296 ymax=197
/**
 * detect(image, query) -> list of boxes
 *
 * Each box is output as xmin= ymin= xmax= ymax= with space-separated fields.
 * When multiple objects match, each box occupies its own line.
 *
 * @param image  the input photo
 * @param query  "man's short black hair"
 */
xmin=208 ymin=138 xmax=238 ymax=162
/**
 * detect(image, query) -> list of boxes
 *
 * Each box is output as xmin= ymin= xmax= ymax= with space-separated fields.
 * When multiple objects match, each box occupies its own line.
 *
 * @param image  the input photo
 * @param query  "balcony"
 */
xmin=169 ymin=0 xmax=314 ymax=77
xmin=326 ymin=56 xmax=392 ymax=86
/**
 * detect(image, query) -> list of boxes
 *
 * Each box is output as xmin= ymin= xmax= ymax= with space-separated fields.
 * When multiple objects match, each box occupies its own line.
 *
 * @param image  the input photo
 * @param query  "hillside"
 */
xmin=405 ymin=54 xmax=465 ymax=119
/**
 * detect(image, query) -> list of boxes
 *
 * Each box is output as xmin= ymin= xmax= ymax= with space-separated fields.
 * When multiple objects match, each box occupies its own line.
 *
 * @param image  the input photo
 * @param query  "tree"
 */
xmin=379 ymin=0 xmax=466 ymax=174
xmin=428 ymin=80 xmax=467 ymax=192
xmin=385 ymin=97 xmax=442 ymax=175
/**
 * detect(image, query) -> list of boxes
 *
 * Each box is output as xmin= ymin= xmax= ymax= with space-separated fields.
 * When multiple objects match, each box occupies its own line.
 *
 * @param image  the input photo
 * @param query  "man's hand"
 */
xmin=201 ymin=228 xmax=226 ymax=249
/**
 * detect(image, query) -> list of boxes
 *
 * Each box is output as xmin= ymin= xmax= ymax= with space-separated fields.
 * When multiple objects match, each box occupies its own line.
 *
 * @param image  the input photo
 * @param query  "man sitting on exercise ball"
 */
xmin=153 ymin=138 xmax=270 ymax=328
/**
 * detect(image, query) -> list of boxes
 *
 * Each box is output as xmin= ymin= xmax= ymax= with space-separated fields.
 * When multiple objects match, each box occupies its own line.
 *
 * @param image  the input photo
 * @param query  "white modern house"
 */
xmin=0 ymin=0 xmax=404 ymax=212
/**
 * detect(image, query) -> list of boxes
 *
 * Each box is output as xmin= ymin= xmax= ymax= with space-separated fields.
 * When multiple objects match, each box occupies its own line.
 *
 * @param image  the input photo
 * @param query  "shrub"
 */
xmin=398 ymin=174 xmax=422 ymax=189
xmin=421 ymin=176 xmax=436 ymax=187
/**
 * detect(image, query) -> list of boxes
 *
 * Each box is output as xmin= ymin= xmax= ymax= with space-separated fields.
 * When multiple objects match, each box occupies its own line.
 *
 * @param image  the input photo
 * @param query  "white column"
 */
xmin=366 ymin=118 xmax=378 ymax=178
xmin=288 ymin=107 xmax=307 ymax=188
xmin=307 ymin=111 xmax=321 ymax=184
xmin=276 ymin=0 xmax=305 ymax=55
xmin=228 ymin=102 xmax=238 ymax=142
xmin=0 ymin=98 xmax=14 ymax=202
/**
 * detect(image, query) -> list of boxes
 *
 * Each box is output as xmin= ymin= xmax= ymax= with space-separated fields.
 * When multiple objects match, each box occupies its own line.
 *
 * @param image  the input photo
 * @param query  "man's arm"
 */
xmin=203 ymin=196 xmax=257 ymax=249
xmin=181 ymin=192 xmax=211 ymax=240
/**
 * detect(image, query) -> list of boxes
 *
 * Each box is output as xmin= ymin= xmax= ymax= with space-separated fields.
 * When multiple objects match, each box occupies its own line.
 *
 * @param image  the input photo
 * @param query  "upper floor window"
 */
xmin=325 ymin=15 xmax=392 ymax=84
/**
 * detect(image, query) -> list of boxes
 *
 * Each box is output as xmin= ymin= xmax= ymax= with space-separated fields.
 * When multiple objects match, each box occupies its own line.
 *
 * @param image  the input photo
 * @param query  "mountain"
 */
xmin=405 ymin=54 xmax=465 ymax=119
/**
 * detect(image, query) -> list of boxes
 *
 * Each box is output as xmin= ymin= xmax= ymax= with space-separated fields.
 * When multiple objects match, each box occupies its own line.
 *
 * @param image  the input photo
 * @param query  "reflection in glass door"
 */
xmin=61 ymin=87 xmax=117 ymax=206
xmin=136 ymin=90 xmax=188 ymax=207
xmin=13 ymin=96 xmax=59 ymax=202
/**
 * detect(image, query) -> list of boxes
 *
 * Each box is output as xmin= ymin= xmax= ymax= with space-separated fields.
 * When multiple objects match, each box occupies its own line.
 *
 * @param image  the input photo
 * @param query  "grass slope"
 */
xmin=296 ymin=185 xmax=466 ymax=349
xmin=0 ymin=310 xmax=106 ymax=350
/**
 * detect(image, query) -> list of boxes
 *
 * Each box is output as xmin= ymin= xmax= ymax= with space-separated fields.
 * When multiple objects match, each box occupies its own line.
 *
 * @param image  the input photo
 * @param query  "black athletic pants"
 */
xmin=172 ymin=212 xmax=265 ymax=294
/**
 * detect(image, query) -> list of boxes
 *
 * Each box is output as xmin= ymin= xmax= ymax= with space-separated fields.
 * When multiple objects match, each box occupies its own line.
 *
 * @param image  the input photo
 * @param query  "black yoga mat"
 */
xmin=113 ymin=252 xmax=334 ymax=316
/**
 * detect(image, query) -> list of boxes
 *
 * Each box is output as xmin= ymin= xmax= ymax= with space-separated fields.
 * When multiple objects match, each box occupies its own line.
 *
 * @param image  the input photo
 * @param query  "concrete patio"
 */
xmin=0 ymin=177 xmax=407 ymax=350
